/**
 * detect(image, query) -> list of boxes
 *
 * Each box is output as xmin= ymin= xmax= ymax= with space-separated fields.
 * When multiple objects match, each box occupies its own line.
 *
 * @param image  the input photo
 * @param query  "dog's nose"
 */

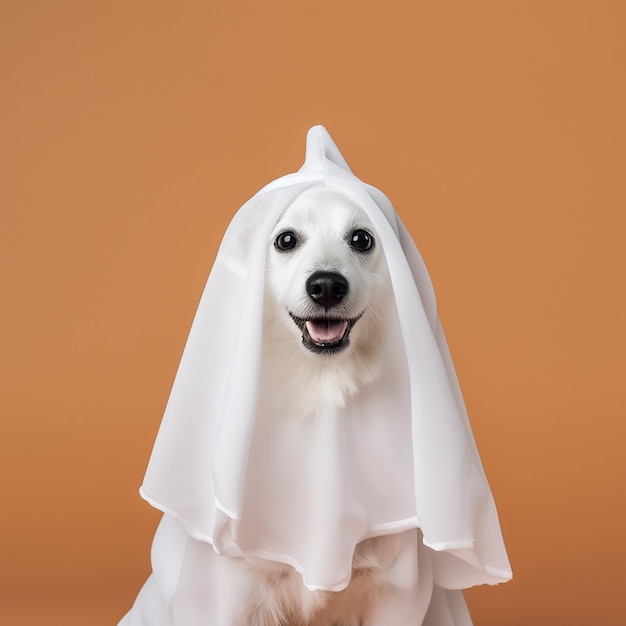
xmin=306 ymin=272 xmax=348 ymax=307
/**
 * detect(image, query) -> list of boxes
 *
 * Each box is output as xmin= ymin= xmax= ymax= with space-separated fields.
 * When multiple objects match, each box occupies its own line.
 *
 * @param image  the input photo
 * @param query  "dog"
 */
xmin=121 ymin=126 xmax=510 ymax=626
xmin=232 ymin=186 xmax=411 ymax=626
xmin=262 ymin=186 xmax=393 ymax=413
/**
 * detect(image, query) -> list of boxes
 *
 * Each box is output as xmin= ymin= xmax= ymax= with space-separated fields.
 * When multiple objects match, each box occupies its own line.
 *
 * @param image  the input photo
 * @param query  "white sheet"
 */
xmin=121 ymin=126 xmax=511 ymax=624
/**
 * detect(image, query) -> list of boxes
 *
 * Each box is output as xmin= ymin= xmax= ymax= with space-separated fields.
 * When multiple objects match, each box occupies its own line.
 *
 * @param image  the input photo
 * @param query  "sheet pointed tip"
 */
xmin=302 ymin=125 xmax=353 ymax=175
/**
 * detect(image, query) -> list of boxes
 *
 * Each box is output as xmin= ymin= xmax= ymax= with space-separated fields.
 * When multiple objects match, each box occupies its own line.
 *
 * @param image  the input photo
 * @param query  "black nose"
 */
xmin=306 ymin=272 xmax=349 ymax=307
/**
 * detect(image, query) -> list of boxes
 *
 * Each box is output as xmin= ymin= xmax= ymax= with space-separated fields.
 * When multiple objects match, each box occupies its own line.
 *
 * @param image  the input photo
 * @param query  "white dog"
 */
xmin=245 ymin=187 xmax=404 ymax=625
xmin=263 ymin=186 xmax=392 ymax=414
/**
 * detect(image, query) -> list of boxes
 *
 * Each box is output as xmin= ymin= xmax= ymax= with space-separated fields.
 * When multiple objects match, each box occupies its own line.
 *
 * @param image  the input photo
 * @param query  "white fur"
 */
xmin=263 ymin=187 xmax=393 ymax=412
xmin=238 ymin=188 xmax=404 ymax=625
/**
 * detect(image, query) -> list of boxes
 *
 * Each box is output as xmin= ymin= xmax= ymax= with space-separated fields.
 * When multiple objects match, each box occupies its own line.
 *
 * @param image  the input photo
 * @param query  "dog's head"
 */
xmin=263 ymin=187 xmax=392 ymax=406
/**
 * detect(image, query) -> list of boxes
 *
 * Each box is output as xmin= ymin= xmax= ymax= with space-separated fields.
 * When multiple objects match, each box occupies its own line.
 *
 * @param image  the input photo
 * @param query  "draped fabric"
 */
xmin=121 ymin=126 xmax=511 ymax=625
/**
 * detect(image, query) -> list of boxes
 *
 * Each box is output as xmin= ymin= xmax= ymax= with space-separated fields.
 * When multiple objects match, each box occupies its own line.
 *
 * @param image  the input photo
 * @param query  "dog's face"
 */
xmin=264 ymin=187 xmax=391 ymax=406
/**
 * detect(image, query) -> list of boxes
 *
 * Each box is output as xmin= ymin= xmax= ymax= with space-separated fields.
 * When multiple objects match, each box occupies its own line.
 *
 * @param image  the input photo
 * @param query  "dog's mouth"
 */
xmin=289 ymin=313 xmax=362 ymax=354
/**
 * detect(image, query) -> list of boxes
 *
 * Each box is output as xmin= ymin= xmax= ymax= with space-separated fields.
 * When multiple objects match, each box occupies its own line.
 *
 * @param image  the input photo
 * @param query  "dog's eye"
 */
xmin=350 ymin=229 xmax=374 ymax=252
xmin=274 ymin=231 xmax=298 ymax=252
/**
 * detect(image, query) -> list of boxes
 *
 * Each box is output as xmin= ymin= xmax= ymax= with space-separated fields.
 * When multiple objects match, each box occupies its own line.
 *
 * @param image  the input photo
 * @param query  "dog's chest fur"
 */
xmin=243 ymin=535 xmax=405 ymax=626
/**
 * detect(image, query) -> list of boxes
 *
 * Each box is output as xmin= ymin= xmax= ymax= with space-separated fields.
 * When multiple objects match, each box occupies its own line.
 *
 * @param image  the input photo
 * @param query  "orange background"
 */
xmin=1 ymin=1 xmax=625 ymax=624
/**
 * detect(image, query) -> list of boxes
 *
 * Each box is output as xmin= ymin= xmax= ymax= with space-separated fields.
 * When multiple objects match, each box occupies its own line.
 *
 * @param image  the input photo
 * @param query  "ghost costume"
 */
xmin=119 ymin=126 xmax=512 ymax=625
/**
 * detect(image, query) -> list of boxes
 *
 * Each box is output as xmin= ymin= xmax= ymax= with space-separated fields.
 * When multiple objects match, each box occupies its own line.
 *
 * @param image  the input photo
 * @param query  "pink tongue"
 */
xmin=306 ymin=320 xmax=348 ymax=344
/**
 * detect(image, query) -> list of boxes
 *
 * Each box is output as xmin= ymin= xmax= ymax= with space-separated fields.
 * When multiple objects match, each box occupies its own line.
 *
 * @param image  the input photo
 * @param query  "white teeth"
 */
xmin=305 ymin=319 xmax=348 ymax=344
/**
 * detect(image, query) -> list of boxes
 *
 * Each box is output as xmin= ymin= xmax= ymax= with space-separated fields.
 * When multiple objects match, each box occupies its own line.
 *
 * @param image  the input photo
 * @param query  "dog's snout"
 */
xmin=306 ymin=272 xmax=348 ymax=307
